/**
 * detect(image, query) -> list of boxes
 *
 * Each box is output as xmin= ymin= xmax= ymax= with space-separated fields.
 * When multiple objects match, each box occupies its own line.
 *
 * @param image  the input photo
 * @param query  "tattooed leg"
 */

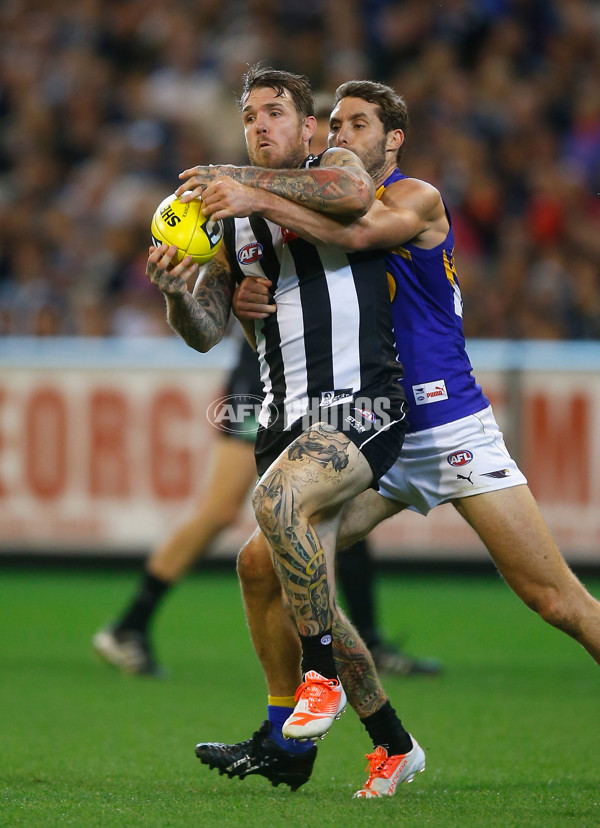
xmin=236 ymin=526 xmax=390 ymax=716
xmin=332 ymin=609 xmax=387 ymax=718
xmin=318 ymin=506 xmax=389 ymax=717
xmin=252 ymin=423 xmax=372 ymax=638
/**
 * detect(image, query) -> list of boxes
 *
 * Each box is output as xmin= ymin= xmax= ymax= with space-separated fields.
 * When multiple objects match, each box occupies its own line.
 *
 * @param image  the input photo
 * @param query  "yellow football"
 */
xmin=150 ymin=192 xmax=223 ymax=265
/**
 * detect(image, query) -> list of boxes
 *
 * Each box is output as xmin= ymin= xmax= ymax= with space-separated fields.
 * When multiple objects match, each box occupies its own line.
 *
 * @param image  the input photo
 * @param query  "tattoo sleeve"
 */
xmin=217 ymin=152 xmax=375 ymax=217
xmin=252 ymin=425 xmax=352 ymax=637
xmin=166 ymin=258 xmax=235 ymax=352
xmin=332 ymin=610 xmax=387 ymax=718
xmin=253 ymin=466 xmax=332 ymax=637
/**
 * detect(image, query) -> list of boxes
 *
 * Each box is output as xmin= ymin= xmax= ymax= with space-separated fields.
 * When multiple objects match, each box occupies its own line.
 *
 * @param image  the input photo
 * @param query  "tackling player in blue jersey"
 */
xmin=191 ymin=79 xmax=600 ymax=799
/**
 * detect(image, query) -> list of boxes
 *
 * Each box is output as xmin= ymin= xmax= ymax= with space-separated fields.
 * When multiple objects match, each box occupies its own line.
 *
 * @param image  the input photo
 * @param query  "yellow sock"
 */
xmin=268 ymin=695 xmax=296 ymax=708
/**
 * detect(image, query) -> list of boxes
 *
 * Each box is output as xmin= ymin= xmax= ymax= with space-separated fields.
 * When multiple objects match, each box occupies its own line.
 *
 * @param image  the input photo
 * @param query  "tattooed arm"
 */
xmin=198 ymin=176 xmax=446 ymax=254
xmin=145 ymin=243 xmax=235 ymax=353
xmin=176 ymin=148 xmax=375 ymax=218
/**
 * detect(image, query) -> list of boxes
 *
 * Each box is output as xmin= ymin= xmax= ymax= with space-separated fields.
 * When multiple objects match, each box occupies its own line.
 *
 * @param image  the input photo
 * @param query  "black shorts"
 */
xmin=254 ymin=397 xmax=408 ymax=488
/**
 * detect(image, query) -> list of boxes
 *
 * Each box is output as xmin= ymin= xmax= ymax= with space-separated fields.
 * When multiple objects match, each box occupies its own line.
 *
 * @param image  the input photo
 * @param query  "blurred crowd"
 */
xmin=1 ymin=0 xmax=599 ymax=340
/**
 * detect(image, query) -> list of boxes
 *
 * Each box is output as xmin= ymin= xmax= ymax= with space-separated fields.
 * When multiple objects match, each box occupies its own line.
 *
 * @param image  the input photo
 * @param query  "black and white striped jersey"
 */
xmin=223 ymin=155 xmax=406 ymax=431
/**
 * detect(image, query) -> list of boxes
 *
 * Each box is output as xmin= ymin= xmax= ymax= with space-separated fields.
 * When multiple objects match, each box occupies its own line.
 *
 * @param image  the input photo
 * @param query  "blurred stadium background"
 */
xmin=1 ymin=0 xmax=599 ymax=568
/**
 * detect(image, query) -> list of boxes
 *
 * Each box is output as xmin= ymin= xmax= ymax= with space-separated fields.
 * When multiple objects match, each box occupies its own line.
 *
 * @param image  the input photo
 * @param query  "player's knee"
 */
xmin=251 ymin=479 xmax=276 ymax=533
xmin=526 ymin=584 xmax=577 ymax=633
xmin=252 ymin=470 xmax=312 ymax=536
xmin=237 ymin=534 xmax=276 ymax=587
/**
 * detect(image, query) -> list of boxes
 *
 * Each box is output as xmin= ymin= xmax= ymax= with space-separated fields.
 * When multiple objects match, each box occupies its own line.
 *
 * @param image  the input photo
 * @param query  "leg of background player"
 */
xmin=92 ymin=434 xmax=257 ymax=675
xmin=337 ymin=539 xmax=442 ymax=676
xmin=337 ymin=539 xmax=378 ymax=646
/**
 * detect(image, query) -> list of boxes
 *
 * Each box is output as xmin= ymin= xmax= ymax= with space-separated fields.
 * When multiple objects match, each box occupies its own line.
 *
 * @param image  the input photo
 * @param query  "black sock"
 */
xmin=299 ymin=630 xmax=338 ymax=679
xmin=114 ymin=571 xmax=171 ymax=637
xmin=360 ymin=701 xmax=413 ymax=755
xmin=336 ymin=539 xmax=380 ymax=649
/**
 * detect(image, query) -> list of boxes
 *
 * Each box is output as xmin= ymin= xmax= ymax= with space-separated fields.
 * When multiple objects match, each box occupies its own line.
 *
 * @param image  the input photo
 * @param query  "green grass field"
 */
xmin=1 ymin=566 xmax=598 ymax=827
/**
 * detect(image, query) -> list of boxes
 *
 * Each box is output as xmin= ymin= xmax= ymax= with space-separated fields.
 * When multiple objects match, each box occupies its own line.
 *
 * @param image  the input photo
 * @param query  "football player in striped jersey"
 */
xmin=147 ymin=67 xmax=424 ymax=793
xmin=201 ymin=78 xmax=600 ymax=798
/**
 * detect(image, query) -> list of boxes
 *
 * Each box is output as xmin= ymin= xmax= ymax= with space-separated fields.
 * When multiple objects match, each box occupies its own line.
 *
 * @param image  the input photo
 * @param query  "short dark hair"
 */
xmin=240 ymin=64 xmax=315 ymax=119
xmin=334 ymin=80 xmax=409 ymax=162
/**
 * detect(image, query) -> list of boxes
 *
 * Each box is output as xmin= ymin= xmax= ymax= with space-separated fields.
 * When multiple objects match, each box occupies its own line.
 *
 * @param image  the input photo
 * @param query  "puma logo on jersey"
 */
xmin=413 ymin=379 xmax=448 ymax=406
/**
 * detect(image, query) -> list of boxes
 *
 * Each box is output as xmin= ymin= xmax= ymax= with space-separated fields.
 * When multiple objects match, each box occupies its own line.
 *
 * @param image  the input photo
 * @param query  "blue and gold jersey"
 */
xmin=381 ymin=168 xmax=488 ymax=432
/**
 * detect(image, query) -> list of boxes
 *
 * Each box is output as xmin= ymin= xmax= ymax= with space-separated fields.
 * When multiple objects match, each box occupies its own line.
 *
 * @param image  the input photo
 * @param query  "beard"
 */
xmin=358 ymin=137 xmax=388 ymax=180
xmin=248 ymin=140 xmax=306 ymax=169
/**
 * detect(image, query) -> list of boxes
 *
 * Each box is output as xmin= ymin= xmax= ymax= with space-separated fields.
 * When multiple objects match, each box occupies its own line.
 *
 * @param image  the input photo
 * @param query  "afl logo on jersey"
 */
xmin=447 ymin=450 xmax=473 ymax=467
xmin=238 ymin=242 xmax=263 ymax=264
xmin=355 ymin=407 xmax=377 ymax=423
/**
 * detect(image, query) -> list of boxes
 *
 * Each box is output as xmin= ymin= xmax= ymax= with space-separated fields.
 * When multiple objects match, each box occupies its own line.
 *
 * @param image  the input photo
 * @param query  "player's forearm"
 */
xmin=254 ymin=190 xmax=363 ymax=251
xmin=166 ymin=259 xmax=234 ymax=352
xmin=221 ymin=165 xmax=374 ymax=217
xmin=164 ymin=291 xmax=227 ymax=352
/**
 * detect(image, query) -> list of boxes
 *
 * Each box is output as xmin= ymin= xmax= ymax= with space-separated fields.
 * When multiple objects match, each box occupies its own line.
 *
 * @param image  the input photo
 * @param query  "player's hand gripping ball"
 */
xmin=150 ymin=193 xmax=223 ymax=265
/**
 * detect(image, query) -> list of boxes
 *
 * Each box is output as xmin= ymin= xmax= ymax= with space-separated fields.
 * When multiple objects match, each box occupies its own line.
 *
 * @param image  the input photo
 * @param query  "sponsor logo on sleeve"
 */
xmin=413 ymin=379 xmax=448 ymax=406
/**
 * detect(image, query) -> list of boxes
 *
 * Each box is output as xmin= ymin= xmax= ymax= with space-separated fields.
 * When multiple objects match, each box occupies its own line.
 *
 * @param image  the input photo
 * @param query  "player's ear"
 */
xmin=302 ymin=115 xmax=317 ymax=143
xmin=386 ymin=129 xmax=404 ymax=153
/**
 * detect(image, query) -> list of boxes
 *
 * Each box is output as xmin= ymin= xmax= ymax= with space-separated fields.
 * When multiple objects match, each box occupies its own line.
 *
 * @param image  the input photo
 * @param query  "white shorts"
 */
xmin=379 ymin=406 xmax=527 ymax=516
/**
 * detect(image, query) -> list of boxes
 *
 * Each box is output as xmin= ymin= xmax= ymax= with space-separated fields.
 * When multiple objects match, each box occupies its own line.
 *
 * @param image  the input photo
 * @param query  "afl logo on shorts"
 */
xmin=238 ymin=242 xmax=263 ymax=264
xmin=447 ymin=450 xmax=473 ymax=467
